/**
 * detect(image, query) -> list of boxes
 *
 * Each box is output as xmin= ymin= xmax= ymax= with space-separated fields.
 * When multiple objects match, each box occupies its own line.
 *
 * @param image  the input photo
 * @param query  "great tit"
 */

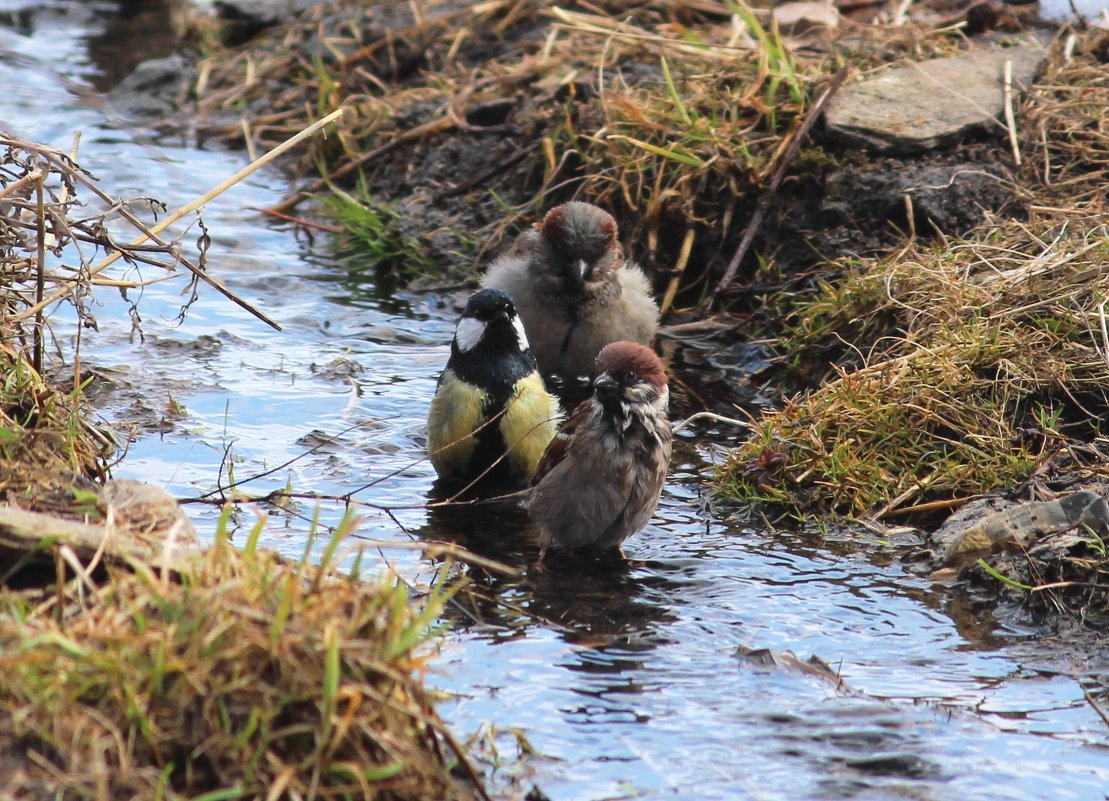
xmin=427 ymin=288 xmax=562 ymax=487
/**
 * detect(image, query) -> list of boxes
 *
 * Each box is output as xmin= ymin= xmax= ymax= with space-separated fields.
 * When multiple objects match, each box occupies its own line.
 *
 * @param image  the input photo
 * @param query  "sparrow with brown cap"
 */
xmin=481 ymin=201 xmax=659 ymax=380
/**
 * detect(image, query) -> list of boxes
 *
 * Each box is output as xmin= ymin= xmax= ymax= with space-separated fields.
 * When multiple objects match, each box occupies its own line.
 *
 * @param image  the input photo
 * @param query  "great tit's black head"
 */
xmin=452 ymin=288 xmax=530 ymax=359
xmin=538 ymin=201 xmax=621 ymax=293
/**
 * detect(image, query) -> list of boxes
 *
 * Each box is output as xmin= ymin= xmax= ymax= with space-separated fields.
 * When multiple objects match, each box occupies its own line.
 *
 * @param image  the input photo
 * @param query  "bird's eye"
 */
xmin=624 ymin=370 xmax=638 ymax=382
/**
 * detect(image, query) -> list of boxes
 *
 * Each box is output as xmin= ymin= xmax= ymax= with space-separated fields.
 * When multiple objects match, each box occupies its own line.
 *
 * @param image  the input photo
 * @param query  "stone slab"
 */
xmin=825 ymin=46 xmax=1046 ymax=153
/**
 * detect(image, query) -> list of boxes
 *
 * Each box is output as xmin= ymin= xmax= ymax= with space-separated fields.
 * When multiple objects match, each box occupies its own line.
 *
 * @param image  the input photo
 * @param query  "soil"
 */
xmin=775 ymin=144 xmax=1018 ymax=265
xmin=360 ymin=124 xmax=1023 ymax=304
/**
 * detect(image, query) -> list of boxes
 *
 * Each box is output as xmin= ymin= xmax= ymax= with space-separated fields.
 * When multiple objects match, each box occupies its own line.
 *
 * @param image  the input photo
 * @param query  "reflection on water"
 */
xmin=3 ymin=2 xmax=1109 ymax=799
xmin=419 ymin=500 xmax=680 ymax=648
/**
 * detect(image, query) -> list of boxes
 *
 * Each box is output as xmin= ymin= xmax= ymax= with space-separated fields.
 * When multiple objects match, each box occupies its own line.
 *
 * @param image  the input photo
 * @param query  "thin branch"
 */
xmin=13 ymin=109 xmax=344 ymax=329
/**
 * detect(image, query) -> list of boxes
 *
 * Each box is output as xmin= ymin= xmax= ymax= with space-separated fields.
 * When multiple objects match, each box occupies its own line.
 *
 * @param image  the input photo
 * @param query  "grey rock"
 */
xmin=826 ymin=46 xmax=1046 ymax=153
xmin=214 ymin=0 xmax=318 ymax=31
xmin=212 ymin=0 xmax=319 ymax=41
xmin=104 ymin=53 xmax=195 ymax=118
xmin=934 ymin=490 xmax=1109 ymax=567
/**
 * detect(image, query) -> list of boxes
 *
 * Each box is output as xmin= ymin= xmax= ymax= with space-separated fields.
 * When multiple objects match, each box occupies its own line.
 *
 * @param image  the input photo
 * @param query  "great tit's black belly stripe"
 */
xmin=447 ymin=349 xmax=539 ymax=483
xmin=469 ymin=417 xmax=513 ymax=484
xmin=450 ymin=350 xmax=537 ymax=415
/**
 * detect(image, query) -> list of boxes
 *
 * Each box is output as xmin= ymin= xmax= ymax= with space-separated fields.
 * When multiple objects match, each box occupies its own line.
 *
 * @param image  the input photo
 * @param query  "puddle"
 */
xmin=2 ymin=2 xmax=1107 ymax=799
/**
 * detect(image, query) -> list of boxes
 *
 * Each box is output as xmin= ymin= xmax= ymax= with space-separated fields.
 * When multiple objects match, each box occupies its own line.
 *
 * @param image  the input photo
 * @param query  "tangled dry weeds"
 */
xmin=0 ymin=133 xmax=191 ymax=504
xmin=724 ymin=215 xmax=1109 ymax=514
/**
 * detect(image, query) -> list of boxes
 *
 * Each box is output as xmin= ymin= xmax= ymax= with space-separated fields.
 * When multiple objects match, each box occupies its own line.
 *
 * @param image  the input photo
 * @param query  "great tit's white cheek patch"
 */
xmin=512 ymin=315 xmax=530 ymax=350
xmin=454 ymin=317 xmax=486 ymax=352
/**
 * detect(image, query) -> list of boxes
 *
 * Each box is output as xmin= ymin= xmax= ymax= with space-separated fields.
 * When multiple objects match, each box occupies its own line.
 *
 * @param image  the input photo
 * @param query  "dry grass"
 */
xmin=0 ymin=132 xmax=189 ymax=504
xmin=1020 ymin=30 xmax=1109 ymax=206
xmin=191 ymin=0 xmax=965 ymax=279
xmin=0 ymin=523 xmax=478 ymax=800
xmin=719 ymin=34 xmax=1109 ymax=518
xmin=0 ymin=340 xmax=110 ymax=505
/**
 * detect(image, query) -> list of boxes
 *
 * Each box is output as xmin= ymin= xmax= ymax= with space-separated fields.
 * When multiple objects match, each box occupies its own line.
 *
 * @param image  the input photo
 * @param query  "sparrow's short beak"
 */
xmin=578 ymin=258 xmax=594 ymax=283
xmin=593 ymin=371 xmax=618 ymax=394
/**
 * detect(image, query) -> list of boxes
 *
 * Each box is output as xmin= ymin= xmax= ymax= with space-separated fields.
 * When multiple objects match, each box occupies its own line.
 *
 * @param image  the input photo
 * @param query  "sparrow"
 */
xmin=427 ymin=289 xmax=562 ymax=488
xmin=480 ymin=201 xmax=659 ymax=380
xmin=528 ymin=341 xmax=672 ymax=559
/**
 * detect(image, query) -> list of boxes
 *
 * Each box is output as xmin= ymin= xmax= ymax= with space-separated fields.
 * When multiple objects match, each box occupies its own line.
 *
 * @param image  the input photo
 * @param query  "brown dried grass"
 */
xmin=1020 ymin=30 xmax=1109 ymax=206
xmin=0 ymin=526 xmax=479 ymax=801
xmin=0 ymin=132 xmax=178 ymax=504
xmin=719 ymin=31 xmax=1109 ymax=518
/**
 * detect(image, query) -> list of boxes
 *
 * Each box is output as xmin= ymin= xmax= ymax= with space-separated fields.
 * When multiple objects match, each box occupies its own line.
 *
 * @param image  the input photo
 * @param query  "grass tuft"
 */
xmin=0 ymin=522 xmax=475 ymax=800
xmin=720 ymin=215 xmax=1109 ymax=516
xmin=322 ymin=177 xmax=435 ymax=279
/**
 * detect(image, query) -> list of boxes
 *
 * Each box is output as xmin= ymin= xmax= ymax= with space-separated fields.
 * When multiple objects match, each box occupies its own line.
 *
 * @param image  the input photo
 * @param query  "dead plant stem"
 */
xmin=1003 ymin=59 xmax=1021 ymax=166
xmin=659 ymin=227 xmax=695 ymax=316
xmin=713 ymin=66 xmax=848 ymax=301
xmin=33 ymin=172 xmax=45 ymax=374
xmin=14 ymin=109 xmax=344 ymax=328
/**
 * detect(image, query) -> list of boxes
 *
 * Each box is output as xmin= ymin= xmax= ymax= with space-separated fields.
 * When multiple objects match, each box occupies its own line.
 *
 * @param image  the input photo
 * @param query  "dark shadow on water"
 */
xmin=85 ymin=0 xmax=177 ymax=91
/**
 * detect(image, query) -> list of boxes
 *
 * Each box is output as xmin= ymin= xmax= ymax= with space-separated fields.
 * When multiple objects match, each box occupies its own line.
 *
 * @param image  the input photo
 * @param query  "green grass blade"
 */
xmin=977 ymin=559 xmax=1034 ymax=590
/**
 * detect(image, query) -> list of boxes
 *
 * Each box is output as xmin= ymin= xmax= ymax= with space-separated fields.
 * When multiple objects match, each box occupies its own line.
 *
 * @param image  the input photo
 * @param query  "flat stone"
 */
xmin=932 ymin=490 xmax=1109 ymax=567
xmin=825 ymin=46 xmax=1046 ymax=153
xmin=213 ymin=0 xmax=318 ymax=28
xmin=772 ymin=1 xmax=840 ymax=34
xmin=212 ymin=0 xmax=319 ymax=45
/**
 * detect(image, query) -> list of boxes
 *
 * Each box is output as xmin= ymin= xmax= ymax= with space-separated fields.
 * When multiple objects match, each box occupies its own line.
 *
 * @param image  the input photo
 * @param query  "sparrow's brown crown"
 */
xmin=541 ymin=201 xmax=619 ymax=263
xmin=595 ymin=341 xmax=667 ymax=388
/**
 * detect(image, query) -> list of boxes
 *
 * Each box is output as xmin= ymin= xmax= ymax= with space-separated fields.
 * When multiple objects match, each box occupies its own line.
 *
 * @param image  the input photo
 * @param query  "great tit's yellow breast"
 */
xmin=427 ymin=370 xmax=488 ymax=478
xmin=500 ymin=373 xmax=561 ymax=480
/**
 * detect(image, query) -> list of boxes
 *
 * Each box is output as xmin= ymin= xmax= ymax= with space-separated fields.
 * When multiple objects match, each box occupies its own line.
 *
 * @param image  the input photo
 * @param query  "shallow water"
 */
xmin=2 ymin=3 xmax=1107 ymax=799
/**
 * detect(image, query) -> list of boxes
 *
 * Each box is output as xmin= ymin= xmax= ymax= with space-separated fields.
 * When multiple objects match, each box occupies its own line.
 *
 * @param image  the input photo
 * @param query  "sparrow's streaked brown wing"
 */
xmin=531 ymin=398 xmax=589 ymax=485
